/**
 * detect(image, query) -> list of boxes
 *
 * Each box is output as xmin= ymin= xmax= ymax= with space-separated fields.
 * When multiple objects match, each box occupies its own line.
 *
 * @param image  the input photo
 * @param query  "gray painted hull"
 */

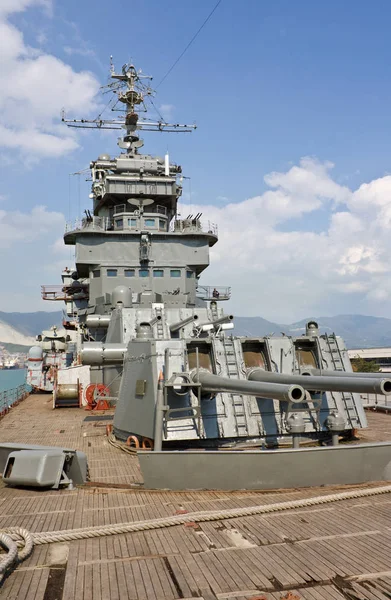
xmin=138 ymin=442 xmax=391 ymax=490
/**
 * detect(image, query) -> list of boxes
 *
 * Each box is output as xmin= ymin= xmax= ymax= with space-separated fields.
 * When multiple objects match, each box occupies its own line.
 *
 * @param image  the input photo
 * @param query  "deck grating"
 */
xmin=0 ymin=394 xmax=391 ymax=598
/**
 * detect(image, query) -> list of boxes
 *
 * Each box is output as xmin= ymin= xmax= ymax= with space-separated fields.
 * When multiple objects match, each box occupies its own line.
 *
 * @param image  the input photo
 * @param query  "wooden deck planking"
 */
xmin=2 ymin=395 xmax=391 ymax=598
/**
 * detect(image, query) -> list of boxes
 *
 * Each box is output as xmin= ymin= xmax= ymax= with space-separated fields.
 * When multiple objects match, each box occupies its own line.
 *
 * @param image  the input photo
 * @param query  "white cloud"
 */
xmin=0 ymin=2 xmax=100 ymax=159
xmin=183 ymin=157 xmax=391 ymax=321
xmin=0 ymin=0 xmax=51 ymax=17
xmin=0 ymin=205 xmax=64 ymax=248
xmin=36 ymin=31 xmax=47 ymax=46
xmin=159 ymin=104 xmax=175 ymax=121
xmin=51 ymin=236 xmax=70 ymax=255
xmin=63 ymin=46 xmax=96 ymax=59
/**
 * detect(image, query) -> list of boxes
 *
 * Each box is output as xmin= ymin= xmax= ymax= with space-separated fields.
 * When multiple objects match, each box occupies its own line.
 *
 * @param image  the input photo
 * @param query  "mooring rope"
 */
xmin=1 ymin=482 xmax=391 ymax=582
xmin=0 ymin=528 xmax=33 ymax=584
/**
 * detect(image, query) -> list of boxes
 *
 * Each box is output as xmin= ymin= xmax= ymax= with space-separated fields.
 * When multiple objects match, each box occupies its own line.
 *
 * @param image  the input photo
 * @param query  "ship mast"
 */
xmin=62 ymin=60 xmax=196 ymax=155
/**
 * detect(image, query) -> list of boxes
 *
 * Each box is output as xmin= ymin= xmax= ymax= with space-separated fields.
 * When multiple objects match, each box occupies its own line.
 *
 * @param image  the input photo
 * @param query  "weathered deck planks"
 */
xmin=1 ymin=394 xmax=391 ymax=599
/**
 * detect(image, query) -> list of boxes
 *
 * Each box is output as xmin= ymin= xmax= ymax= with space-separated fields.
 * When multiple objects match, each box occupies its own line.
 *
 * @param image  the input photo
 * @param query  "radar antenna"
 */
xmin=62 ymin=61 xmax=196 ymax=154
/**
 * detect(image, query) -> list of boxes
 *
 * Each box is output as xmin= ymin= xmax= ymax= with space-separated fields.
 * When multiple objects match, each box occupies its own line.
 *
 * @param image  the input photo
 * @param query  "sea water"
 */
xmin=0 ymin=369 xmax=28 ymax=393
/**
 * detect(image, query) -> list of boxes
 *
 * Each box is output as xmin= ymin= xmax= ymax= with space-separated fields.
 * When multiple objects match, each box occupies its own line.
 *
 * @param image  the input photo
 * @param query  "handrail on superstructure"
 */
xmin=41 ymin=285 xmax=88 ymax=302
xmin=65 ymin=216 xmax=219 ymax=237
xmin=196 ymin=286 xmax=231 ymax=301
xmin=113 ymin=204 xmax=167 ymax=216
xmin=171 ymin=219 xmax=218 ymax=236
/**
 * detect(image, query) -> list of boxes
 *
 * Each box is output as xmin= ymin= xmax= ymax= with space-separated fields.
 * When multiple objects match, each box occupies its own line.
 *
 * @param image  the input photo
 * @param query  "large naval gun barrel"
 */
xmin=191 ymin=369 xmax=306 ymax=403
xmin=246 ymin=368 xmax=391 ymax=396
xmin=309 ymin=368 xmax=387 ymax=379
xmin=81 ymin=342 xmax=127 ymax=365
xmin=198 ymin=315 xmax=234 ymax=330
xmin=170 ymin=315 xmax=199 ymax=333
xmin=149 ymin=315 xmax=162 ymax=326
xmin=86 ymin=315 xmax=111 ymax=328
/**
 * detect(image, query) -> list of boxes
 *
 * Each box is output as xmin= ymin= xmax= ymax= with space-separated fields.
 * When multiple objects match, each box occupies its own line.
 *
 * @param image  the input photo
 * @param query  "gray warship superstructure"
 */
xmin=60 ymin=61 xmax=391 ymax=489
xmin=27 ymin=268 xmax=80 ymax=392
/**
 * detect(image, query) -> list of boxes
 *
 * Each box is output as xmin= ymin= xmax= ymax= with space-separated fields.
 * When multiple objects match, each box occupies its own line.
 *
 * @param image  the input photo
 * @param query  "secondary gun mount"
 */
xmin=170 ymin=315 xmax=199 ymax=333
xmin=197 ymin=315 xmax=234 ymax=331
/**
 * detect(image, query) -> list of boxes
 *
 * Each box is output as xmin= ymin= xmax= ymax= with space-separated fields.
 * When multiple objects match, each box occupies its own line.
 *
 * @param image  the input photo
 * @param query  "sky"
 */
xmin=2 ymin=0 xmax=391 ymax=322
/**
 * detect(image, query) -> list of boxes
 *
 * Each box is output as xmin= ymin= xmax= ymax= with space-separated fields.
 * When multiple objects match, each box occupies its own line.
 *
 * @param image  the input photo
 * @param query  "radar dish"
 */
xmin=127 ymin=198 xmax=154 ymax=207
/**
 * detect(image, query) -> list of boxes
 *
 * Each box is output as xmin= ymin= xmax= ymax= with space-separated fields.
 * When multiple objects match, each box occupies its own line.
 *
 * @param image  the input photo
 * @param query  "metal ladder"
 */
xmin=324 ymin=334 xmax=358 ymax=426
xmin=222 ymin=337 xmax=248 ymax=436
xmin=210 ymin=301 xmax=219 ymax=320
xmin=154 ymin=306 xmax=165 ymax=339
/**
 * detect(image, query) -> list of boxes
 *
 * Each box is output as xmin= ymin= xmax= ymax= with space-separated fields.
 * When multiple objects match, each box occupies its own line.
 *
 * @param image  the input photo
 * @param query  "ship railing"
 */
xmin=65 ymin=216 xmax=112 ymax=233
xmin=360 ymin=392 xmax=391 ymax=410
xmin=65 ymin=219 xmax=83 ymax=232
xmin=113 ymin=204 xmax=167 ymax=216
xmin=0 ymin=384 xmax=30 ymax=416
xmin=171 ymin=219 xmax=218 ymax=236
xmin=196 ymin=285 xmax=231 ymax=301
xmin=41 ymin=285 xmax=89 ymax=301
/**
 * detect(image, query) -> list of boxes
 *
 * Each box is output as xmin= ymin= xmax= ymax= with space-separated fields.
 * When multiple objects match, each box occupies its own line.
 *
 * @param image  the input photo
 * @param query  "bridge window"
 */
xmin=170 ymin=269 xmax=181 ymax=278
xmin=128 ymin=218 xmax=137 ymax=227
xmin=159 ymin=219 xmax=166 ymax=231
xmin=144 ymin=218 xmax=156 ymax=228
xmin=107 ymin=269 xmax=117 ymax=277
xmin=153 ymin=269 xmax=164 ymax=277
xmin=124 ymin=269 xmax=135 ymax=277
xmin=186 ymin=271 xmax=194 ymax=278
xmin=92 ymin=269 xmax=100 ymax=278
xmin=139 ymin=269 xmax=149 ymax=278
xmin=115 ymin=218 xmax=123 ymax=229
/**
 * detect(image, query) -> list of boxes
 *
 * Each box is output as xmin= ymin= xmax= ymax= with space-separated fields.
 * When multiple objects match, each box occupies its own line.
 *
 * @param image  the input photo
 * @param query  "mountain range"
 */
xmin=1 ymin=311 xmax=391 ymax=351
xmin=0 ymin=311 xmax=62 ymax=352
xmin=233 ymin=314 xmax=391 ymax=349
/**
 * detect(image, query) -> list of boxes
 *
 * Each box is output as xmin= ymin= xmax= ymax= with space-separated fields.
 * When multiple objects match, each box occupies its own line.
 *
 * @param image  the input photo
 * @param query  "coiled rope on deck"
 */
xmin=0 ymin=528 xmax=33 ymax=583
xmin=2 ymin=484 xmax=391 ymax=581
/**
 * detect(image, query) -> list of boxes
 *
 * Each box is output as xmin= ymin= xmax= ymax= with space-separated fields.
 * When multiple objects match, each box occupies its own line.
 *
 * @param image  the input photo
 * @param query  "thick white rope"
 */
xmin=1 ymin=483 xmax=390 ymax=584
xmin=0 ymin=528 xmax=33 ymax=583
xmin=2 ymin=483 xmax=391 ymax=550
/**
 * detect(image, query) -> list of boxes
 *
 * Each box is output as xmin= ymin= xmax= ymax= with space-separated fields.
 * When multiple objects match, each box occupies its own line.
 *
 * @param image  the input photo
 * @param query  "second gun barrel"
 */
xmin=191 ymin=369 xmax=306 ymax=403
xmin=247 ymin=368 xmax=391 ymax=396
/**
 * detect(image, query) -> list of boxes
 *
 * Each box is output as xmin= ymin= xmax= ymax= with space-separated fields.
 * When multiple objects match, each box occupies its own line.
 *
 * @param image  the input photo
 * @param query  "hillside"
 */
xmin=0 ymin=311 xmax=62 ymax=351
xmin=286 ymin=315 xmax=391 ymax=349
xmin=232 ymin=314 xmax=391 ymax=349
xmin=0 ymin=311 xmax=62 ymax=338
xmin=1 ymin=342 xmax=31 ymax=353
xmin=0 ymin=320 xmax=35 ymax=347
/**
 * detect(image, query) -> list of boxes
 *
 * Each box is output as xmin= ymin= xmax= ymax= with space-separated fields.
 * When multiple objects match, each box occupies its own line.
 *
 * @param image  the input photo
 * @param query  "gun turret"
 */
xmin=191 ymin=368 xmax=306 ymax=403
xmin=246 ymin=368 xmax=391 ymax=396
xmin=170 ymin=315 xmax=198 ymax=333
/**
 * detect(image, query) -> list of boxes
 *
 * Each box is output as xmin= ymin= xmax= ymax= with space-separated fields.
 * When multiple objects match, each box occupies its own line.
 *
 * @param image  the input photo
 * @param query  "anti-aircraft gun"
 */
xmin=63 ymin=61 xmax=391 ymax=490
